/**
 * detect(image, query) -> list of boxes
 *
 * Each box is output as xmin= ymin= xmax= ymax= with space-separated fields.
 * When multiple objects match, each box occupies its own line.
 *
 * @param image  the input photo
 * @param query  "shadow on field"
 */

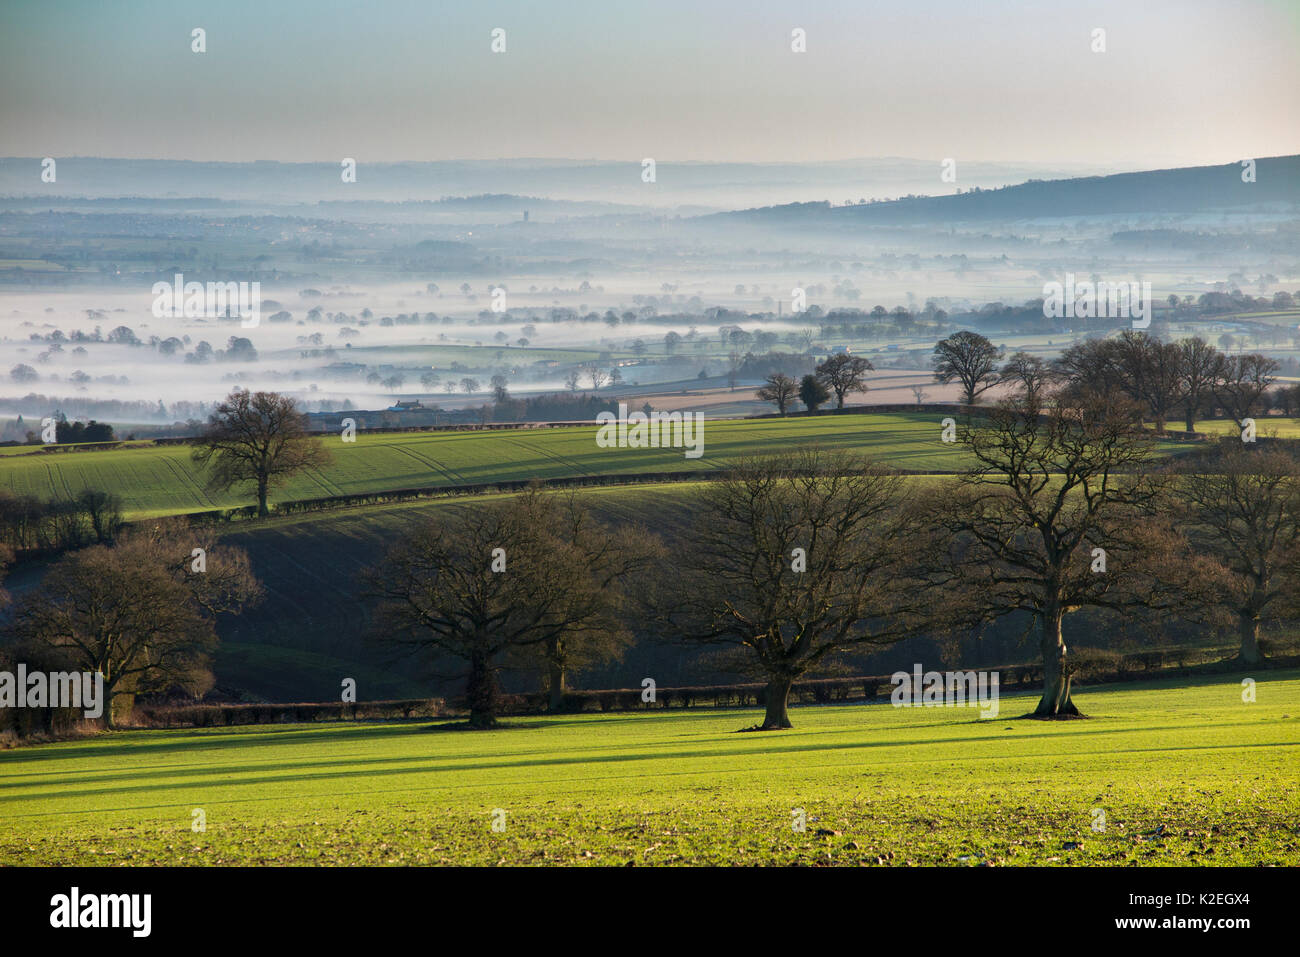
xmin=420 ymin=719 xmax=574 ymax=733
xmin=3 ymin=720 xmax=1288 ymax=807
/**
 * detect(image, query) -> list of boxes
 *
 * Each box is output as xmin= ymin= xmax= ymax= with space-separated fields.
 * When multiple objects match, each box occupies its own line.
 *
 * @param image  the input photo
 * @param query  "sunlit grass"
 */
xmin=1 ymin=671 xmax=1296 ymax=866
xmin=0 ymin=411 xmax=1212 ymax=518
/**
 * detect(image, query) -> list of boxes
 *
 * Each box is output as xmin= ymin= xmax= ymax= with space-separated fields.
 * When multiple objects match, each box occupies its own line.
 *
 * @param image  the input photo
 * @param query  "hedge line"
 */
xmin=121 ymin=646 xmax=1293 ymax=729
xmin=6 ymin=647 xmax=1289 ymax=742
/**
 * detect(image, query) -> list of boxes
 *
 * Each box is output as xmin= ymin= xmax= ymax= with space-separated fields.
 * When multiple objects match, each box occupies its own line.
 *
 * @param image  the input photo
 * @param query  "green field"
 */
xmin=1194 ymin=417 xmax=1300 ymax=438
xmin=1 ymin=671 xmax=1296 ymax=866
xmin=0 ymin=412 xmax=1206 ymax=519
xmin=0 ymin=414 xmax=975 ymax=517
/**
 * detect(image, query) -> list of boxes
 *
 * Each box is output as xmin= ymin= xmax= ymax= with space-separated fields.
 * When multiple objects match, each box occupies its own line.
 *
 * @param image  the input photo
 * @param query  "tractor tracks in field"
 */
xmin=388 ymin=441 xmax=470 ymax=486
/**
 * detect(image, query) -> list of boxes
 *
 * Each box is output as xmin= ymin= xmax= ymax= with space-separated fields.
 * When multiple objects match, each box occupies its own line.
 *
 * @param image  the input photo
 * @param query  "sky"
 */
xmin=1 ymin=0 xmax=1297 ymax=169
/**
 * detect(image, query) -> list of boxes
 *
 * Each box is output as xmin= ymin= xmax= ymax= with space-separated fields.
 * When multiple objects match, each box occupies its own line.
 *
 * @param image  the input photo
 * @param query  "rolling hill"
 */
xmin=713 ymin=154 xmax=1300 ymax=226
xmin=0 ymin=413 xmax=976 ymax=518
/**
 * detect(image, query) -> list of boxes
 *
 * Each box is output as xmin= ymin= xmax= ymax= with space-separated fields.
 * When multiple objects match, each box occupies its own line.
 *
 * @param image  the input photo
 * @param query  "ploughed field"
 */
xmin=1 ymin=671 xmax=1297 ymax=866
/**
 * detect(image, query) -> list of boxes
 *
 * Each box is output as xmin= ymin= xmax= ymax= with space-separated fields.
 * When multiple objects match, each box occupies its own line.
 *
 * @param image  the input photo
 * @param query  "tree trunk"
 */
xmin=256 ymin=477 xmax=269 ymax=517
xmin=547 ymin=650 xmax=566 ymax=712
xmin=1033 ymin=609 xmax=1079 ymax=717
xmin=466 ymin=650 xmax=498 ymax=728
xmin=1237 ymin=611 xmax=1262 ymax=665
xmin=107 ymin=689 xmax=134 ymax=729
xmin=1184 ymin=409 xmax=1195 ymax=433
xmin=760 ymin=675 xmax=794 ymax=729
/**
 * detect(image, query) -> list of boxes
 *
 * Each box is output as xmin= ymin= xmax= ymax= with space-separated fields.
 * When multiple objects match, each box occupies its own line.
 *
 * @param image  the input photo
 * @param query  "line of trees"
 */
xmin=8 ymin=385 xmax=1298 ymax=732
xmin=0 ymin=489 xmax=124 ymax=554
xmin=355 ymin=392 xmax=1300 ymax=727
xmin=933 ymin=329 xmax=1288 ymax=432
xmin=757 ymin=353 xmax=874 ymax=414
xmin=752 ymin=329 xmax=1288 ymax=430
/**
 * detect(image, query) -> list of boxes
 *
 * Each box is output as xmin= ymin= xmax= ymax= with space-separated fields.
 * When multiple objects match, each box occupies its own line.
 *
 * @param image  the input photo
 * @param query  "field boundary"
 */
xmin=119 ymin=649 xmax=1296 ymax=730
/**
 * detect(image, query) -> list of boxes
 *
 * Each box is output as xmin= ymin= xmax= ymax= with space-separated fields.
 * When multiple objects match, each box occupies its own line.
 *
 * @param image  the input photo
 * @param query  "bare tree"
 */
xmin=662 ymin=449 xmax=938 ymax=730
xmin=6 ymin=522 xmax=260 ymax=724
xmin=365 ymin=488 xmax=653 ymax=727
xmin=932 ymin=331 xmax=1002 ymax=405
xmin=1177 ymin=336 xmax=1221 ymax=433
xmin=1213 ymin=353 xmax=1279 ymax=432
xmin=940 ymin=392 xmax=1200 ymax=717
xmin=192 ymin=389 xmax=331 ymax=517
xmin=1000 ymin=351 xmax=1055 ymax=404
xmin=756 ymin=373 xmax=798 ymax=415
xmin=534 ymin=493 xmax=662 ymax=710
xmin=1177 ymin=445 xmax=1300 ymax=663
xmin=1053 ymin=338 xmax=1121 ymax=398
xmin=1110 ymin=331 xmax=1184 ymax=433
xmin=815 ymin=353 xmax=874 ymax=408
xmin=564 ymin=369 xmax=582 ymax=392
xmin=726 ymin=352 xmax=742 ymax=392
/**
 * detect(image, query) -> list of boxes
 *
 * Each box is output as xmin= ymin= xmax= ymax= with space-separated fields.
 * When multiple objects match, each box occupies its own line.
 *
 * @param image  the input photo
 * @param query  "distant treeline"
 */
xmin=0 ymin=416 xmax=116 ymax=445
xmin=487 ymin=392 xmax=620 ymax=422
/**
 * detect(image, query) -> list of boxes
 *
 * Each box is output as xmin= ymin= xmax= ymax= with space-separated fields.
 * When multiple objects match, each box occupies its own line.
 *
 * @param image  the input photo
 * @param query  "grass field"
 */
xmin=0 ymin=411 xmax=1210 ymax=519
xmin=0 ymin=413 xmax=977 ymax=517
xmin=2 ymin=671 xmax=1297 ymax=866
xmin=1194 ymin=417 xmax=1300 ymax=438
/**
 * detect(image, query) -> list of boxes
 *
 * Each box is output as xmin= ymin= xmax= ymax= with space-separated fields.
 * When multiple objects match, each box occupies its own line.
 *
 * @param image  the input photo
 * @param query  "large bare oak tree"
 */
xmin=192 ymin=389 xmax=331 ymax=517
xmin=366 ymin=486 xmax=656 ymax=727
xmin=6 ymin=520 xmax=260 ymax=724
xmin=1176 ymin=444 xmax=1300 ymax=664
xmin=663 ymin=448 xmax=941 ymax=730
xmin=939 ymin=392 xmax=1204 ymax=717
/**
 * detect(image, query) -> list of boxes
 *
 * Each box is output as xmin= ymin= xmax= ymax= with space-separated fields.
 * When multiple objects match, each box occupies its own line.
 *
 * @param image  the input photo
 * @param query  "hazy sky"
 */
xmin=2 ymin=0 xmax=1297 ymax=168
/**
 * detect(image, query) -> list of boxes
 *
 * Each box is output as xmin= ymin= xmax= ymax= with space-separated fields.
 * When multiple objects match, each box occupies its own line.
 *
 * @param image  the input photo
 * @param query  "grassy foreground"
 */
xmin=1 ymin=671 xmax=1297 ymax=866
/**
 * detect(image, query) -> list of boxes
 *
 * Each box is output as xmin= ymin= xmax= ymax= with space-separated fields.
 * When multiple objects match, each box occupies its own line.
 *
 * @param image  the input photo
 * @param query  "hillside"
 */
xmin=0 ymin=413 xmax=977 ymax=518
xmin=712 ymin=154 xmax=1300 ymax=226
xmin=0 ymin=411 xmax=1221 ymax=701
xmin=211 ymin=483 xmax=709 ymax=699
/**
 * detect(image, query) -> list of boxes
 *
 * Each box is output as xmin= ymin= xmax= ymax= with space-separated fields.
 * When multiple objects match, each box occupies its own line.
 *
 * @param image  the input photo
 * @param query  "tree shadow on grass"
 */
xmin=421 ymin=719 xmax=572 ymax=733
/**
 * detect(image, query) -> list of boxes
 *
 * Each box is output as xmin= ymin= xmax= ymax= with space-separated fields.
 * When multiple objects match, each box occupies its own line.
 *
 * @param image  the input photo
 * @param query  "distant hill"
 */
xmin=709 ymin=155 xmax=1300 ymax=226
xmin=0 ymin=156 xmax=1116 ymax=210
